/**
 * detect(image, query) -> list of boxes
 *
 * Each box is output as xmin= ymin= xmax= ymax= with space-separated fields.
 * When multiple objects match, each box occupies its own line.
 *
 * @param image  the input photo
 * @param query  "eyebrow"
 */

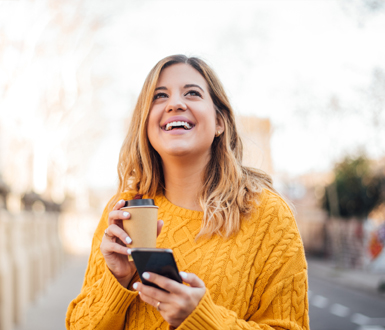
xmin=154 ymin=84 xmax=205 ymax=92
xmin=184 ymin=84 xmax=204 ymax=92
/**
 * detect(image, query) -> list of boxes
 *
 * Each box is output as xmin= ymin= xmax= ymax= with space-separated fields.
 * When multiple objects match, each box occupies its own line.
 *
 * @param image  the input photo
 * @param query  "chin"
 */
xmin=152 ymin=141 xmax=211 ymax=160
xmin=164 ymin=146 xmax=191 ymax=157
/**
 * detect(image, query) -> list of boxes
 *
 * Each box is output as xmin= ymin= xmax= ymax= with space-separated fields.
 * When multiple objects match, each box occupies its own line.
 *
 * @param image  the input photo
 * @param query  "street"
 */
xmin=309 ymin=270 xmax=385 ymax=330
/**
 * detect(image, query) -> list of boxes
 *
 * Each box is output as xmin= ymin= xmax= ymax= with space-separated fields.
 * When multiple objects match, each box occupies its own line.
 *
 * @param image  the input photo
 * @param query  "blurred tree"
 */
xmin=340 ymin=0 xmax=385 ymax=25
xmin=322 ymin=154 xmax=385 ymax=268
xmin=0 ymin=0 xmax=111 ymax=210
xmin=353 ymin=0 xmax=385 ymax=13
xmin=322 ymin=154 xmax=384 ymax=220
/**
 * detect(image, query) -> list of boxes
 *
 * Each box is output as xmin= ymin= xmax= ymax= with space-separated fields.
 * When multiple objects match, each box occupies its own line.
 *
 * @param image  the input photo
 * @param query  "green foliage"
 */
xmin=322 ymin=155 xmax=384 ymax=220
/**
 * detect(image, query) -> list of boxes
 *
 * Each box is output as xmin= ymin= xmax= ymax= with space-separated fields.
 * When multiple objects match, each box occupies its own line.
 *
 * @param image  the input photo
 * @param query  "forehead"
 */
xmin=156 ymin=63 xmax=208 ymax=89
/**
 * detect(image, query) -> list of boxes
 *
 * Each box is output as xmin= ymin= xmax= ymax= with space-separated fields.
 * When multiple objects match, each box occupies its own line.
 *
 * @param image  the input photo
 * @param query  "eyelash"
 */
xmin=185 ymin=90 xmax=202 ymax=97
xmin=153 ymin=92 xmax=168 ymax=100
xmin=153 ymin=90 xmax=202 ymax=100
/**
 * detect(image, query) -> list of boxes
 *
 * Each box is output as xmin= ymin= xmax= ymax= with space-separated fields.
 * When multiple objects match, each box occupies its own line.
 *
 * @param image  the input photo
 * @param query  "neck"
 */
xmin=162 ymin=154 xmax=209 ymax=211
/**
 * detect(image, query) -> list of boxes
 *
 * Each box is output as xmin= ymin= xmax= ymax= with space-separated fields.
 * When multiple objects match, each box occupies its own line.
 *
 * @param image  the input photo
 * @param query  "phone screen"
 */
xmin=131 ymin=248 xmax=183 ymax=292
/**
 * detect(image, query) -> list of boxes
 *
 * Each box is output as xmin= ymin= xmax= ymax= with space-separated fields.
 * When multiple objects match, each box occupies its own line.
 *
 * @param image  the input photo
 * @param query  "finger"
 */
xmin=135 ymin=288 xmax=170 ymax=312
xmin=108 ymin=211 xmax=131 ymax=228
xmin=113 ymin=199 xmax=126 ymax=211
xmin=136 ymin=289 xmax=157 ymax=308
xmin=106 ymin=224 xmax=133 ymax=245
xmin=132 ymin=282 xmax=170 ymax=303
xmin=109 ymin=210 xmax=131 ymax=222
xmin=141 ymin=272 xmax=183 ymax=294
xmin=179 ymin=272 xmax=205 ymax=288
xmin=157 ymin=220 xmax=164 ymax=236
xmin=101 ymin=240 xmax=131 ymax=256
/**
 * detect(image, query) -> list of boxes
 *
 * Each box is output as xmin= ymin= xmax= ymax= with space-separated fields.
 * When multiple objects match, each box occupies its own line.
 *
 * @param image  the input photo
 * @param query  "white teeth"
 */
xmin=165 ymin=121 xmax=193 ymax=131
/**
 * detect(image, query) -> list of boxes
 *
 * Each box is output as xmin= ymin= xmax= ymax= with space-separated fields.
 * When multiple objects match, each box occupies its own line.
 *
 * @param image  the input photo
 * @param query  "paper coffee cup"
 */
xmin=121 ymin=199 xmax=159 ymax=255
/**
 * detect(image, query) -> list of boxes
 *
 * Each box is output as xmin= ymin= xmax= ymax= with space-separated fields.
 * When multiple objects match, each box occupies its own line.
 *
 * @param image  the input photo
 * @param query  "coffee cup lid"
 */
xmin=124 ymin=199 xmax=155 ymax=207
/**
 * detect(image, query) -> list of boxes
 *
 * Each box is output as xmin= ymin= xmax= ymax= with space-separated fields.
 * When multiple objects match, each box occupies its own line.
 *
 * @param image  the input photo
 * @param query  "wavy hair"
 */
xmin=112 ymin=55 xmax=278 ymax=238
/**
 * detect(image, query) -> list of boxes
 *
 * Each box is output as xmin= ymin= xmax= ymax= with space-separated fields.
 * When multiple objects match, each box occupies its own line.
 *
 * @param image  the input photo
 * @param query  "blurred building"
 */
xmin=237 ymin=116 xmax=274 ymax=175
xmin=236 ymin=116 xmax=331 ymax=255
xmin=277 ymin=172 xmax=330 ymax=255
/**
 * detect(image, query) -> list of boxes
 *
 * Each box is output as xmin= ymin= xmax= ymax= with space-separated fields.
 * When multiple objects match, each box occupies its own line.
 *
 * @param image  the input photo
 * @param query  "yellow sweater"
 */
xmin=66 ymin=189 xmax=309 ymax=330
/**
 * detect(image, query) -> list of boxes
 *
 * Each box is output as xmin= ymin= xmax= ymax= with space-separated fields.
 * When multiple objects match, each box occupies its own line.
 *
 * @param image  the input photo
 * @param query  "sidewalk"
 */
xmin=14 ymin=254 xmax=88 ymax=330
xmin=307 ymin=257 xmax=385 ymax=298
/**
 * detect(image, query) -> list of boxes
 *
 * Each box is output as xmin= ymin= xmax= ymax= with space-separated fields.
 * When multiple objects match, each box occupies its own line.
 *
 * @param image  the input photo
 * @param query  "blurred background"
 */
xmin=1 ymin=0 xmax=385 ymax=329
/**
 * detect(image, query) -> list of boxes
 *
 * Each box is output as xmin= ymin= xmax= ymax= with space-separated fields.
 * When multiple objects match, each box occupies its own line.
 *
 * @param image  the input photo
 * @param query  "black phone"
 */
xmin=131 ymin=248 xmax=183 ymax=292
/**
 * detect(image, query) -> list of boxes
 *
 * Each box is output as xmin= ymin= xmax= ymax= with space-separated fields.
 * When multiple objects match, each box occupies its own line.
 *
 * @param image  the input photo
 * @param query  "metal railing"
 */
xmin=0 ymin=210 xmax=64 ymax=330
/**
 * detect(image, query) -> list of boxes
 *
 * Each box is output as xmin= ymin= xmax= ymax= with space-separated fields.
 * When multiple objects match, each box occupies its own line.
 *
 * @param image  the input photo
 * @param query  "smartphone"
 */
xmin=131 ymin=248 xmax=183 ymax=292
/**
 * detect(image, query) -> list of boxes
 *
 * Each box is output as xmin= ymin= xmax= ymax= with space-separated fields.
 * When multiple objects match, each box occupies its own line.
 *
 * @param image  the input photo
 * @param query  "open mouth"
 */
xmin=161 ymin=121 xmax=195 ymax=131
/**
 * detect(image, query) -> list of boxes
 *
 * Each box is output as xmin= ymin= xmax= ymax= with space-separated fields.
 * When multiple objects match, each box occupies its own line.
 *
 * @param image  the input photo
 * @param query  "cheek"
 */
xmin=146 ymin=111 xmax=159 ymax=146
xmin=201 ymin=110 xmax=217 ymax=134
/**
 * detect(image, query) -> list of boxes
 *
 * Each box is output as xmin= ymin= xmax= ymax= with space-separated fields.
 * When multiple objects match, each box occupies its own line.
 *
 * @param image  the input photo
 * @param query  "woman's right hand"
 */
xmin=100 ymin=199 xmax=163 ymax=288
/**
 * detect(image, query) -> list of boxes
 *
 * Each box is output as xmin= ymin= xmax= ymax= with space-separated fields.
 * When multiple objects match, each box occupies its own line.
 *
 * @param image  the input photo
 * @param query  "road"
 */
xmin=309 ymin=271 xmax=385 ymax=330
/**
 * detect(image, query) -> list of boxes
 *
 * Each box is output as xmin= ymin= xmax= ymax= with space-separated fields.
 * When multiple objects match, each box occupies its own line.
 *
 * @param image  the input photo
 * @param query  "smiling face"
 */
xmin=147 ymin=63 xmax=223 ymax=161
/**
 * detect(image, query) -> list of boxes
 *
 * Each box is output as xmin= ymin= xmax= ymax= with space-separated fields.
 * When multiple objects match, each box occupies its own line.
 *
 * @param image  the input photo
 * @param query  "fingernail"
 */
xmin=123 ymin=212 xmax=129 ymax=217
xmin=126 ymin=236 xmax=132 ymax=244
xmin=180 ymin=271 xmax=188 ymax=279
xmin=133 ymin=283 xmax=138 ymax=290
xmin=127 ymin=248 xmax=131 ymax=255
xmin=142 ymin=272 xmax=150 ymax=280
xmin=120 ymin=199 xmax=125 ymax=204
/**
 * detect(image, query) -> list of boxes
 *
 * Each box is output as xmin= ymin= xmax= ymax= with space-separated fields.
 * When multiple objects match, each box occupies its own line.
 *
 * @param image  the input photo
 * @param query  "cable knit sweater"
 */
xmin=66 ymin=189 xmax=309 ymax=330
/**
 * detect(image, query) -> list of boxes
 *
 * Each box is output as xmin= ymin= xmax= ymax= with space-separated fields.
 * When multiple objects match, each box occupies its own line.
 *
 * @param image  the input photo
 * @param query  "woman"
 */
xmin=66 ymin=55 xmax=309 ymax=330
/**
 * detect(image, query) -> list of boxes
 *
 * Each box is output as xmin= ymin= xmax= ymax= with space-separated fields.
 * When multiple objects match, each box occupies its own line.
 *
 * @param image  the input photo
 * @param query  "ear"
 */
xmin=215 ymin=111 xmax=225 ymax=134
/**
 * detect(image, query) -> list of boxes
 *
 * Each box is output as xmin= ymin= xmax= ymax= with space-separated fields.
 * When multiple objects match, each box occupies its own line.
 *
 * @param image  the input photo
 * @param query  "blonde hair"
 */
xmin=113 ymin=55 xmax=278 ymax=238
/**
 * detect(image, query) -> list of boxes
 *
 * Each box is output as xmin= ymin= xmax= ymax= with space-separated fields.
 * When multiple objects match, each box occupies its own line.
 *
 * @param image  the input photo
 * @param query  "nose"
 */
xmin=166 ymin=95 xmax=187 ymax=113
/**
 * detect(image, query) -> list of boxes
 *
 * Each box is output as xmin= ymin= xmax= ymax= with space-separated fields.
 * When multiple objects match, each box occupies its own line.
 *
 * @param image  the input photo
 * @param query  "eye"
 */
xmin=153 ymin=92 xmax=168 ymax=100
xmin=185 ymin=90 xmax=202 ymax=97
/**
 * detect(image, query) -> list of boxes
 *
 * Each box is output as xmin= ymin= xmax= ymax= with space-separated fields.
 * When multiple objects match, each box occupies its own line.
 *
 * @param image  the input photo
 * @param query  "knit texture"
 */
xmin=66 ymin=189 xmax=309 ymax=330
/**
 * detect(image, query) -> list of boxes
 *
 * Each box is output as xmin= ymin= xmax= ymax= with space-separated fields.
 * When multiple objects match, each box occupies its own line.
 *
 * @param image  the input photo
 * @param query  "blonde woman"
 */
xmin=66 ymin=55 xmax=309 ymax=330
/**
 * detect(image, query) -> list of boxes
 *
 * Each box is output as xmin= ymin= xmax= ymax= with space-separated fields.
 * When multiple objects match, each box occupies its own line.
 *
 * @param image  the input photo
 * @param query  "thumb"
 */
xmin=179 ymin=272 xmax=205 ymax=288
xmin=157 ymin=219 xmax=164 ymax=236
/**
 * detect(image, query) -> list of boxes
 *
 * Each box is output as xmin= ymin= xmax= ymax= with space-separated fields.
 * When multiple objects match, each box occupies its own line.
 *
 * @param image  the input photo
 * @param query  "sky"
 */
xmin=1 ymin=0 xmax=385 ymax=190
xmin=89 ymin=0 xmax=385 ymax=185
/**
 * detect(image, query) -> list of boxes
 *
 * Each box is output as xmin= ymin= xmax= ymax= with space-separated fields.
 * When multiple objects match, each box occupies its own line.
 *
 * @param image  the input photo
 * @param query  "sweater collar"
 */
xmin=154 ymin=194 xmax=204 ymax=220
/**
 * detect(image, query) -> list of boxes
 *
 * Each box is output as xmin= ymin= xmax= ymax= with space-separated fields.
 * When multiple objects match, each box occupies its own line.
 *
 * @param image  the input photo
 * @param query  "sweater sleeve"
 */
xmin=66 ymin=198 xmax=138 ymax=330
xmin=171 ymin=270 xmax=308 ymax=330
xmin=170 ymin=196 xmax=309 ymax=330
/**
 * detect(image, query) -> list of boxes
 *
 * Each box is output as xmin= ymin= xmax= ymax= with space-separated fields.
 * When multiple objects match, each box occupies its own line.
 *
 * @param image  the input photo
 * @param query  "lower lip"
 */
xmin=162 ymin=127 xmax=194 ymax=135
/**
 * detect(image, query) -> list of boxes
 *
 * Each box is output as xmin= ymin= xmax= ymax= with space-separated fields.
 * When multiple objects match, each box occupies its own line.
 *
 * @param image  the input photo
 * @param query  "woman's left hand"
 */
xmin=133 ymin=272 xmax=206 ymax=328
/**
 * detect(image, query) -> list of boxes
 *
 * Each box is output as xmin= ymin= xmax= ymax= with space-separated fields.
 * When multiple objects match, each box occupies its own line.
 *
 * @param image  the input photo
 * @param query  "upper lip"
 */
xmin=160 ymin=116 xmax=195 ymax=129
